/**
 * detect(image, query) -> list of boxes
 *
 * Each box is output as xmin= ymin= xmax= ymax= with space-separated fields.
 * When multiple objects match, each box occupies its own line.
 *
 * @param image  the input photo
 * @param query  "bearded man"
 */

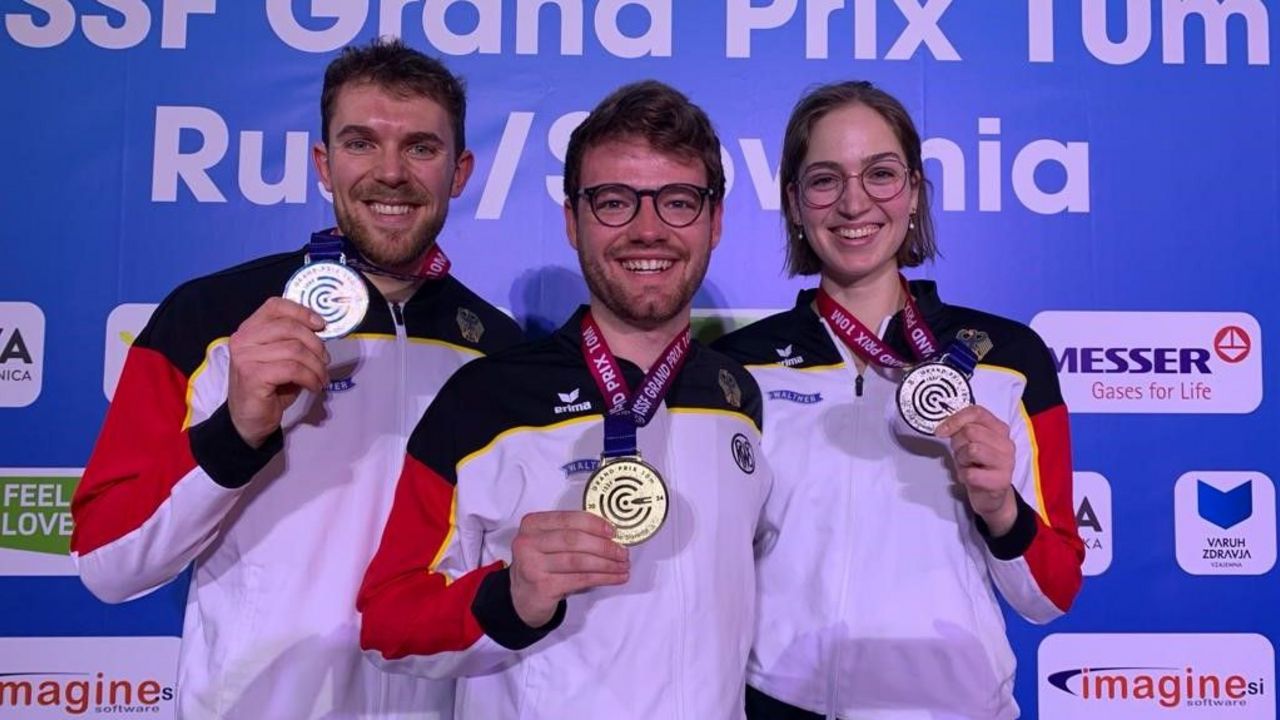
xmin=357 ymin=80 xmax=774 ymax=719
xmin=72 ymin=38 xmax=520 ymax=719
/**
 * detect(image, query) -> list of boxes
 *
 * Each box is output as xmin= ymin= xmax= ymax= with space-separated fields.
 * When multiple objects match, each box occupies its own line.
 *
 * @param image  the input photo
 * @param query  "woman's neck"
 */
xmin=818 ymin=263 xmax=905 ymax=335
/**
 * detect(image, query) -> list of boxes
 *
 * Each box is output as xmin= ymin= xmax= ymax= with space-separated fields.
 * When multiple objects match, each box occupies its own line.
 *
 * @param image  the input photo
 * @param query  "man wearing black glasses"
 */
xmin=358 ymin=81 xmax=774 ymax=719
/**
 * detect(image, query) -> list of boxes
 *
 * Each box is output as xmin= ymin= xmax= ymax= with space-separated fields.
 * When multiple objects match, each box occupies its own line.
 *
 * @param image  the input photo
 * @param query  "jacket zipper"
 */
xmin=392 ymin=301 xmax=408 ymax=439
xmin=829 ymin=365 xmax=866 ymax=717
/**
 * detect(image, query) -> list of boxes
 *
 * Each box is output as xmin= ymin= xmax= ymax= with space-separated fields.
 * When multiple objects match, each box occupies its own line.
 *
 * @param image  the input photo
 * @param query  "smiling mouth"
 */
xmin=368 ymin=202 xmax=414 ymax=216
xmin=833 ymin=225 xmax=880 ymax=240
xmin=620 ymin=258 xmax=675 ymax=274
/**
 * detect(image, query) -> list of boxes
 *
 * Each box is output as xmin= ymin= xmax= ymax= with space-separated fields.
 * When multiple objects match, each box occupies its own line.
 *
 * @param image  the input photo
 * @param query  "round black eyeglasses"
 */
xmin=577 ymin=183 xmax=714 ymax=228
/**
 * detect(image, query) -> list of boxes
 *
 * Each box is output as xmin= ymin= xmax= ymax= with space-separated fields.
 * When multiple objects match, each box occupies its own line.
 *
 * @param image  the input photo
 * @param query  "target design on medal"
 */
xmin=284 ymin=262 xmax=369 ymax=339
xmin=583 ymin=459 xmax=668 ymax=545
xmin=300 ymin=277 xmax=348 ymax=319
xmin=897 ymin=362 xmax=973 ymax=435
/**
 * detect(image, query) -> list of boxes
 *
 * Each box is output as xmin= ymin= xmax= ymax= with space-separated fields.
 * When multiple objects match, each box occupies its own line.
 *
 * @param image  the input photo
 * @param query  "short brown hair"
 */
xmin=320 ymin=38 xmax=467 ymax=156
xmin=780 ymin=81 xmax=937 ymax=276
xmin=563 ymin=80 xmax=724 ymax=206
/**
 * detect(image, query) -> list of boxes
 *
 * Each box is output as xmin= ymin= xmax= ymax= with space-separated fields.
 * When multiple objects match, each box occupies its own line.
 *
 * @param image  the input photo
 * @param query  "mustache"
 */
xmin=605 ymin=247 xmax=689 ymax=262
xmin=359 ymin=193 xmax=426 ymax=205
xmin=354 ymin=183 xmax=428 ymax=205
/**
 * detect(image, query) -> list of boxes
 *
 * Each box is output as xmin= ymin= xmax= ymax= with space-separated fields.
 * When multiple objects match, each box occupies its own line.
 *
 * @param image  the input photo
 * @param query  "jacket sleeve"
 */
xmin=358 ymin=375 xmax=563 ymax=679
xmin=976 ymin=334 xmax=1085 ymax=624
xmin=70 ymin=296 xmax=280 ymax=604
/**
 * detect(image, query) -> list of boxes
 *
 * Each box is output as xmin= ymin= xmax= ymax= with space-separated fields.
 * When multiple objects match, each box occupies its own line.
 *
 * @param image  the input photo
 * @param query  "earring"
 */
xmin=908 ymin=213 xmax=916 ymax=230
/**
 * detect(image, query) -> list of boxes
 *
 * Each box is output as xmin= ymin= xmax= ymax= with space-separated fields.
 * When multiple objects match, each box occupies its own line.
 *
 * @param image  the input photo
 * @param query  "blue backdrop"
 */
xmin=1 ymin=2 xmax=1276 ymax=717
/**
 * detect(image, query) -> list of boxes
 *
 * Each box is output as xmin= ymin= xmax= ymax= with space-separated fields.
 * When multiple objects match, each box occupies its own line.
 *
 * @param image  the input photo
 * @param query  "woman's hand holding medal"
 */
xmin=935 ymin=405 xmax=1018 ymax=537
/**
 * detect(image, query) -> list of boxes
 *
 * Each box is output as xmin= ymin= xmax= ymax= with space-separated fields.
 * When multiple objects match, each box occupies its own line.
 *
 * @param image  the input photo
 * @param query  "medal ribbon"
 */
xmin=815 ymin=275 xmax=942 ymax=369
xmin=580 ymin=312 xmax=692 ymax=459
xmin=941 ymin=341 xmax=978 ymax=377
xmin=308 ymin=229 xmax=450 ymax=282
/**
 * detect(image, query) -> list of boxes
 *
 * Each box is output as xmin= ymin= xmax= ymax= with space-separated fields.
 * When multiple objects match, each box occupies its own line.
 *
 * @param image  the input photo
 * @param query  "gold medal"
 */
xmin=583 ymin=456 xmax=668 ymax=545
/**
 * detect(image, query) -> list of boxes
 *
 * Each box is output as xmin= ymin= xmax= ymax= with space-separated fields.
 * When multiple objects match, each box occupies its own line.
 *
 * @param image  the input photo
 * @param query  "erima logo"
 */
xmin=1199 ymin=480 xmax=1253 ymax=529
xmin=554 ymin=388 xmax=593 ymax=415
xmin=768 ymin=390 xmax=823 ymax=404
xmin=775 ymin=344 xmax=805 ymax=367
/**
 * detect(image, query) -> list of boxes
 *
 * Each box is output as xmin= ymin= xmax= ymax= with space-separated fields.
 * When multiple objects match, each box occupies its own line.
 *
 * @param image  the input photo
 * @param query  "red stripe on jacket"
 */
xmin=71 ymin=345 xmax=198 ymax=556
xmin=359 ymin=455 xmax=499 ymax=659
xmin=1023 ymin=404 xmax=1084 ymax=613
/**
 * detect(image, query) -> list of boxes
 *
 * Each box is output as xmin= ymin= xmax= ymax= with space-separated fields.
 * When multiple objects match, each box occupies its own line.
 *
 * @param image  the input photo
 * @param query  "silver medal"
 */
xmin=897 ymin=361 xmax=973 ymax=435
xmin=284 ymin=261 xmax=369 ymax=339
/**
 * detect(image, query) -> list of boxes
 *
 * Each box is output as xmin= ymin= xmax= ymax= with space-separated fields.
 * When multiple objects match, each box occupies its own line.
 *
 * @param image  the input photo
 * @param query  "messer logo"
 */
xmin=1214 ymin=326 xmax=1251 ymax=364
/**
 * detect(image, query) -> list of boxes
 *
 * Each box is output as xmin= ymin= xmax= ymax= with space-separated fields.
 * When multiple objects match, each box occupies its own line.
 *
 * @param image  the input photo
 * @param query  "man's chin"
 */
xmin=359 ymin=249 xmax=420 ymax=271
xmin=348 ymin=229 xmax=432 ymax=269
xmin=612 ymin=298 xmax=691 ymax=331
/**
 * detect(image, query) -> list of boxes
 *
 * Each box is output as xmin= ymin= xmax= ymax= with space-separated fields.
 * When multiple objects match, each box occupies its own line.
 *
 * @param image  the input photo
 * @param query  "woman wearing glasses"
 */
xmin=713 ymin=81 xmax=1084 ymax=719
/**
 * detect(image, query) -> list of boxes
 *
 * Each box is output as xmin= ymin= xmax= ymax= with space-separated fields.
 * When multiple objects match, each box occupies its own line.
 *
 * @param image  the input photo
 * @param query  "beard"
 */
xmin=579 ymin=246 xmax=710 ymax=332
xmin=334 ymin=181 xmax=446 ymax=271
